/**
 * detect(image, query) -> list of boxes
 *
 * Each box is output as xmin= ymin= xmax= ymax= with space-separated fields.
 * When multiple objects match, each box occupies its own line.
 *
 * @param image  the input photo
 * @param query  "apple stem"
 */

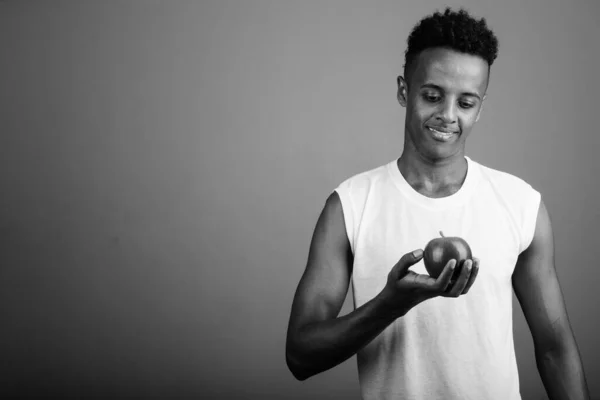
xmin=440 ymin=231 xmax=445 ymax=237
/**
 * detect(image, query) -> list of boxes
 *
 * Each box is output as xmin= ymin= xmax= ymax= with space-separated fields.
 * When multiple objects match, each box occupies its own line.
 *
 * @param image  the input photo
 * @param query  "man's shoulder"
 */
xmin=473 ymin=158 xmax=537 ymax=193
xmin=335 ymin=160 xmax=394 ymax=193
xmin=471 ymin=159 xmax=543 ymax=253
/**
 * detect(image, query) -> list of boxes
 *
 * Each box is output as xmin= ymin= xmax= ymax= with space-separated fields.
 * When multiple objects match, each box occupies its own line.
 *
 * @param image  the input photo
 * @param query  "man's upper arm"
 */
xmin=512 ymin=199 xmax=574 ymax=351
xmin=287 ymin=191 xmax=354 ymax=336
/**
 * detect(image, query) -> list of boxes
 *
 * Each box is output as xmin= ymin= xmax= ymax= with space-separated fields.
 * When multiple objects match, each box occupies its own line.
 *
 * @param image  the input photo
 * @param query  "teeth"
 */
xmin=428 ymin=127 xmax=455 ymax=140
xmin=429 ymin=127 xmax=453 ymax=135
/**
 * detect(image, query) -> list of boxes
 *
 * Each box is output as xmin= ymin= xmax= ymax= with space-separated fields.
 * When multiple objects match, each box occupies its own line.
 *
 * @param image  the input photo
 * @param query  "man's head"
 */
xmin=403 ymin=8 xmax=498 ymax=85
xmin=397 ymin=8 xmax=499 ymax=161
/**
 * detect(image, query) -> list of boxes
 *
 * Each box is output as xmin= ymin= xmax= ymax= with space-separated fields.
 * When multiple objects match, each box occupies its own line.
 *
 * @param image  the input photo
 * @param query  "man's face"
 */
xmin=398 ymin=47 xmax=489 ymax=161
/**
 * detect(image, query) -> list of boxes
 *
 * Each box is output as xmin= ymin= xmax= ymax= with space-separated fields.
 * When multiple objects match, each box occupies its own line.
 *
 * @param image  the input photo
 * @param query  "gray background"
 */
xmin=1 ymin=1 xmax=598 ymax=399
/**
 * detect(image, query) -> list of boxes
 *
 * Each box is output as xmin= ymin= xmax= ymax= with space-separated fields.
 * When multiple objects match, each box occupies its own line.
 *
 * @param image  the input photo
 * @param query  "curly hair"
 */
xmin=404 ymin=7 xmax=499 ymax=79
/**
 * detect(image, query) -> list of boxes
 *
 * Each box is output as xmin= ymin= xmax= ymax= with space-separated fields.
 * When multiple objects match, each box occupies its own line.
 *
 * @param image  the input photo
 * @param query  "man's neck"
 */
xmin=397 ymin=151 xmax=468 ymax=198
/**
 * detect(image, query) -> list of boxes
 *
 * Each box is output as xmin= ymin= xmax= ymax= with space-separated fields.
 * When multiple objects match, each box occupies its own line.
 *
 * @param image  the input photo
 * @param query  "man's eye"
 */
xmin=423 ymin=94 xmax=440 ymax=102
xmin=459 ymin=102 xmax=475 ymax=109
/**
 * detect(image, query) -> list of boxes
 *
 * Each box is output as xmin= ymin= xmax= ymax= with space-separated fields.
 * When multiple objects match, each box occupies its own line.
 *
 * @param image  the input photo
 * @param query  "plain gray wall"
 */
xmin=1 ymin=1 xmax=598 ymax=399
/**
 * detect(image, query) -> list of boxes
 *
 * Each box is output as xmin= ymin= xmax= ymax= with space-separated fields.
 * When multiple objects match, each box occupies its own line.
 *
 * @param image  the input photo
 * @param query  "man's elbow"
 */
xmin=286 ymin=348 xmax=313 ymax=381
xmin=534 ymin=321 xmax=576 ymax=356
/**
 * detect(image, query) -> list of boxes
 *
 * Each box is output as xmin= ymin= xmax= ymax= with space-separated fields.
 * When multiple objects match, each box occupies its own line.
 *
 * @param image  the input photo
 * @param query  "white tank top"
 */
xmin=334 ymin=156 xmax=541 ymax=400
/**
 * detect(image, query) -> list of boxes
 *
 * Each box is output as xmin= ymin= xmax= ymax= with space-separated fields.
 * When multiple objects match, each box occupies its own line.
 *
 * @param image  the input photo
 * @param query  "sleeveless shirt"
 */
xmin=334 ymin=156 xmax=541 ymax=400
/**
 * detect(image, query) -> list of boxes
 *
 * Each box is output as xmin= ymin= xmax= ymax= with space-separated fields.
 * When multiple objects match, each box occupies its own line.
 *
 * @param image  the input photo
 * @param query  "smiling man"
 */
xmin=285 ymin=7 xmax=590 ymax=400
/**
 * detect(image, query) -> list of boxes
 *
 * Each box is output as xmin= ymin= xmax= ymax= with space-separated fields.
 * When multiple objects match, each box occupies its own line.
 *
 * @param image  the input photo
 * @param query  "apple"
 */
xmin=423 ymin=231 xmax=472 ymax=282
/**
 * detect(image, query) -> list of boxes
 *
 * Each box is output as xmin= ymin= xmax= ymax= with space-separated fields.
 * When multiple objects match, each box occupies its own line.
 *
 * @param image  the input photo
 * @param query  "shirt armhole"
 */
xmin=519 ymin=188 xmax=542 ymax=254
xmin=333 ymin=184 xmax=355 ymax=255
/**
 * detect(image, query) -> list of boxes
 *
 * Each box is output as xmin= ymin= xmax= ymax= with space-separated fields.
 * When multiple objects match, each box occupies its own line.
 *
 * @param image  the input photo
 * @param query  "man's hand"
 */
xmin=379 ymin=249 xmax=480 ymax=316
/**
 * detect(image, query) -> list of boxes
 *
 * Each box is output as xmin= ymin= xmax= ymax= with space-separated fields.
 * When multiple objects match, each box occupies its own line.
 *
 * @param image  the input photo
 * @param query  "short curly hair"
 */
xmin=404 ymin=7 xmax=499 ymax=80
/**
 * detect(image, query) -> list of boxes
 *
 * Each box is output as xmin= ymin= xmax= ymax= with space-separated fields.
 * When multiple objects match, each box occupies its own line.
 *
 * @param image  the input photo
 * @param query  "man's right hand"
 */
xmin=378 ymin=249 xmax=480 ymax=317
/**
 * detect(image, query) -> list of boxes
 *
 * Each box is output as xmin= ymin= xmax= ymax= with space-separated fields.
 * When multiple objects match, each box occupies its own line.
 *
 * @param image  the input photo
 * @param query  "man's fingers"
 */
xmin=446 ymin=259 xmax=473 ymax=297
xmin=390 ymin=249 xmax=424 ymax=280
xmin=433 ymin=259 xmax=456 ymax=292
xmin=462 ymin=258 xmax=480 ymax=294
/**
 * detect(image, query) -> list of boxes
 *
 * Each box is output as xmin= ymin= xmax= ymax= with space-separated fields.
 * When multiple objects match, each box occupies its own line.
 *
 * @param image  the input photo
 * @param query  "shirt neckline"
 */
xmin=387 ymin=155 xmax=479 ymax=210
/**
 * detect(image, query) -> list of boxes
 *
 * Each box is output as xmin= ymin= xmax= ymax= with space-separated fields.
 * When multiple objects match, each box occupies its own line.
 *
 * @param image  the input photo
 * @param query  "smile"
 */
xmin=427 ymin=127 xmax=458 ymax=141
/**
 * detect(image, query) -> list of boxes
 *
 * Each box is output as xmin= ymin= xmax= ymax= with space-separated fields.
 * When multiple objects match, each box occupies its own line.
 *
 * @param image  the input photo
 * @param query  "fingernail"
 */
xmin=412 ymin=249 xmax=423 ymax=258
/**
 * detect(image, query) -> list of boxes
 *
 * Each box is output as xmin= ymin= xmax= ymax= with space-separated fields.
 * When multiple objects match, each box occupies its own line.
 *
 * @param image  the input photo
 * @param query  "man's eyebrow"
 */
xmin=420 ymin=83 xmax=481 ymax=100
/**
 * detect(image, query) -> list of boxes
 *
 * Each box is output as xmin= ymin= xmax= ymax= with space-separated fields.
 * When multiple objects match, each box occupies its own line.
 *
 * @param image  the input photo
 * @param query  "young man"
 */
xmin=285 ymin=7 xmax=590 ymax=400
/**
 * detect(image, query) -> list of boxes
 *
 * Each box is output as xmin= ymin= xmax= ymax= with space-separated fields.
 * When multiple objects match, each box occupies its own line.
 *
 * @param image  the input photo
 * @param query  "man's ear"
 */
xmin=476 ymin=94 xmax=487 ymax=122
xmin=397 ymin=76 xmax=408 ymax=107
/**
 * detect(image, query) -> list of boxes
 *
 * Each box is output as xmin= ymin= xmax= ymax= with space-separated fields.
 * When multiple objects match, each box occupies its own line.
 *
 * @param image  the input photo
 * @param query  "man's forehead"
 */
xmin=412 ymin=48 xmax=489 ymax=93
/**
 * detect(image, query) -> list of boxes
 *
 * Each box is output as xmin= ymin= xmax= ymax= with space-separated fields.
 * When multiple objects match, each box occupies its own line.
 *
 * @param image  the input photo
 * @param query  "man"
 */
xmin=285 ymin=7 xmax=590 ymax=400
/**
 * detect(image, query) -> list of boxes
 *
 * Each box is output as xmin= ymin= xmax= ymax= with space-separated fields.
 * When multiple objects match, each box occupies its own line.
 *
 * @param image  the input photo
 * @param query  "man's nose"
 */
xmin=437 ymin=100 xmax=457 ymax=124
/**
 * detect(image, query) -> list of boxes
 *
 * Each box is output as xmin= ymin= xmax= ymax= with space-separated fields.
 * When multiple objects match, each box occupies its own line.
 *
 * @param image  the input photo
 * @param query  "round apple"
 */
xmin=423 ymin=231 xmax=472 ymax=282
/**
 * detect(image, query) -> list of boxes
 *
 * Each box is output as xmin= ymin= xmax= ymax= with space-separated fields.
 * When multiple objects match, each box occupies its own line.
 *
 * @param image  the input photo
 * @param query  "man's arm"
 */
xmin=284 ymin=192 xmax=403 ymax=381
xmin=512 ymin=199 xmax=590 ymax=400
xmin=285 ymin=191 xmax=476 ymax=381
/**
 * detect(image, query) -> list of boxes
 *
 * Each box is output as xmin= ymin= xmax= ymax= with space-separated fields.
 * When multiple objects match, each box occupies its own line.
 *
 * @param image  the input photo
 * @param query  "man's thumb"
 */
xmin=390 ymin=249 xmax=423 ymax=280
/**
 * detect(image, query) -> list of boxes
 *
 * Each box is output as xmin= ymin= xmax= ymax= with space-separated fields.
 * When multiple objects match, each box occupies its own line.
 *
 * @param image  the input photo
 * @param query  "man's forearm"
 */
xmin=536 ymin=337 xmax=590 ymax=400
xmin=286 ymin=292 xmax=405 ymax=381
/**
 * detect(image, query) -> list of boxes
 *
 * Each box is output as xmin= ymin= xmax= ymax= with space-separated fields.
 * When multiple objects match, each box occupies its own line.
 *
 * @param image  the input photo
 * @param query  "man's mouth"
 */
xmin=427 ymin=126 xmax=459 ymax=141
